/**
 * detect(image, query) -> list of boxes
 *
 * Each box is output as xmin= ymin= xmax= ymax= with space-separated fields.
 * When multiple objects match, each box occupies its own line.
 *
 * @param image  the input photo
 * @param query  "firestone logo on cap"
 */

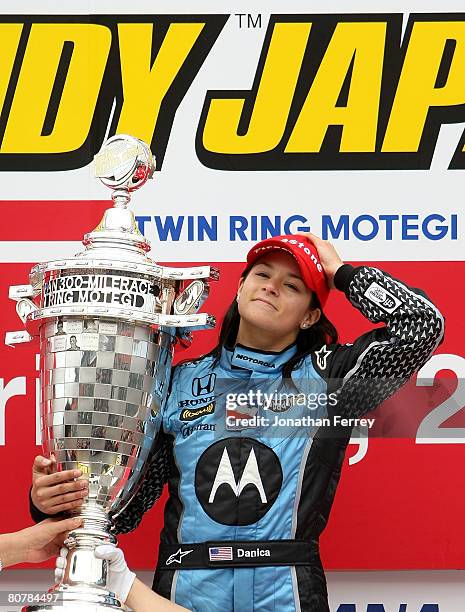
xmin=279 ymin=238 xmax=323 ymax=274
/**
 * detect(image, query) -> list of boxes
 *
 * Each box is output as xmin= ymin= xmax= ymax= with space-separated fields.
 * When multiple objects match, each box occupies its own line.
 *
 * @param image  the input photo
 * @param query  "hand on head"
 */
xmin=294 ymin=232 xmax=344 ymax=289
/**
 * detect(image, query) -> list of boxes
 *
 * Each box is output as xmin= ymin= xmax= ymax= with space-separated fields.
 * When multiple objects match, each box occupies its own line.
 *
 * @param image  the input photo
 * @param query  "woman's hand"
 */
xmin=295 ymin=232 xmax=344 ymax=289
xmin=0 ymin=517 xmax=82 ymax=568
xmin=31 ymin=455 xmax=88 ymax=515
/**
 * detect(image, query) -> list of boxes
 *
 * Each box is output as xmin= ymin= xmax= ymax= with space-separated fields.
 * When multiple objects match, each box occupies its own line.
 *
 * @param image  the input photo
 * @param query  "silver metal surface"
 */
xmin=5 ymin=135 xmax=218 ymax=609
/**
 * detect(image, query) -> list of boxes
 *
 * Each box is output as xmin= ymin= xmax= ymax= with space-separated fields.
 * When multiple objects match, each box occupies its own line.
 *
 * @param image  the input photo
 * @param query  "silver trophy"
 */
xmin=6 ymin=135 xmax=218 ymax=610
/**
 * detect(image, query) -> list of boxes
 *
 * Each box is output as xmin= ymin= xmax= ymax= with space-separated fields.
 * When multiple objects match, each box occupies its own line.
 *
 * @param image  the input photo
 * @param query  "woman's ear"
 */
xmin=236 ymin=277 xmax=244 ymax=301
xmin=300 ymin=308 xmax=321 ymax=329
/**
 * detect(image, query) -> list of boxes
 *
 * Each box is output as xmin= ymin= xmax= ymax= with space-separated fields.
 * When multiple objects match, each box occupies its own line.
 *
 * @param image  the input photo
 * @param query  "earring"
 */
xmin=301 ymin=322 xmax=309 ymax=329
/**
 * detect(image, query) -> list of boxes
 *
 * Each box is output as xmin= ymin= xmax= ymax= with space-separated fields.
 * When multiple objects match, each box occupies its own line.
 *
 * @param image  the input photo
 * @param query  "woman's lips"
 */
xmin=253 ymin=298 xmax=278 ymax=310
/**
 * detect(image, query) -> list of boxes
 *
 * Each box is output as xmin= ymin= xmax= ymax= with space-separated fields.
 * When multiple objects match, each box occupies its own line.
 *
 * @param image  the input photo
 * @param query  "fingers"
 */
xmin=32 ymin=455 xmax=54 ymax=476
xmin=54 ymin=546 xmax=69 ymax=583
xmin=59 ymin=546 xmax=68 ymax=559
xmin=39 ymin=516 xmax=82 ymax=538
xmin=294 ymin=231 xmax=323 ymax=245
xmin=32 ymin=469 xmax=88 ymax=514
xmin=39 ymin=477 xmax=88 ymax=499
xmin=45 ymin=482 xmax=88 ymax=514
xmin=94 ymin=544 xmax=120 ymax=562
xmin=35 ymin=469 xmax=82 ymax=489
xmin=95 ymin=544 xmax=128 ymax=572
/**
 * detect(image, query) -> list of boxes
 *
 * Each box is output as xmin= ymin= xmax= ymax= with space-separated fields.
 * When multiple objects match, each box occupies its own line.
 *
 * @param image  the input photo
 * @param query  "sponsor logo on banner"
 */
xmin=2 ymin=15 xmax=465 ymax=171
xmin=0 ymin=15 xmax=227 ymax=171
xmin=364 ymin=282 xmax=402 ymax=313
xmin=192 ymin=373 xmax=216 ymax=396
xmin=180 ymin=402 xmax=216 ymax=421
xmin=195 ymin=438 xmax=282 ymax=525
xmin=133 ymin=212 xmax=458 ymax=243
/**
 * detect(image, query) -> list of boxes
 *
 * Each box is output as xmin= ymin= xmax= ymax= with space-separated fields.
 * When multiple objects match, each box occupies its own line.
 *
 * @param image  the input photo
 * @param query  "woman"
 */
xmin=30 ymin=233 xmax=444 ymax=612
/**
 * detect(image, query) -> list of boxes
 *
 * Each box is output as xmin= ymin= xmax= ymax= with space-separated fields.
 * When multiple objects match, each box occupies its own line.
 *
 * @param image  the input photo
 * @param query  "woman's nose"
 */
xmin=262 ymin=280 xmax=279 ymax=295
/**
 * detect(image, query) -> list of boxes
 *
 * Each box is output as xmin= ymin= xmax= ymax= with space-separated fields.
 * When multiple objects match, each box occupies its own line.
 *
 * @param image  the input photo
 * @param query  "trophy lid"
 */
xmin=81 ymin=135 xmax=156 ymax=260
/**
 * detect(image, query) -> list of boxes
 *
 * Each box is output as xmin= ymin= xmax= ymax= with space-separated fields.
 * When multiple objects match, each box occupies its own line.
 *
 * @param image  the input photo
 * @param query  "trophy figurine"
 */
xmin=5 ymin=135 xmax=218 ymax=610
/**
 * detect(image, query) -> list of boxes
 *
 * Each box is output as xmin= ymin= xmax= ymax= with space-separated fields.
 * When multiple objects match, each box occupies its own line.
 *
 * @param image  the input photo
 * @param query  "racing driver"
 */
xmin=30 ymin=233 xmax=444 ymax=612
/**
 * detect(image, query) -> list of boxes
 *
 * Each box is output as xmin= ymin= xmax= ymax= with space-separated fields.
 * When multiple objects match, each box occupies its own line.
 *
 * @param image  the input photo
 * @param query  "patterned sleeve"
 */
xmin=110 ymin=431 xmax=173 ymax=535
xmin=321 ymin=264 xmax=445 ymax=418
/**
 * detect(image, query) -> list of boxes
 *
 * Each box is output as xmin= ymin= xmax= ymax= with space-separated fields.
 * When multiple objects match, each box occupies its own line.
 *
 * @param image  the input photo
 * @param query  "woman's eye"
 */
xmin=256 ymin=272 xmax=269 ymax=278
xmin=285 ymin=283 xmax=298 ymax=291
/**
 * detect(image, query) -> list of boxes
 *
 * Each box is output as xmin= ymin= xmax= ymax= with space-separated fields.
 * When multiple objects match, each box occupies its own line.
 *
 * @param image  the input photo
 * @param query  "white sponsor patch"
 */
xmin=364 ymin=282 xmax=402 ymax=313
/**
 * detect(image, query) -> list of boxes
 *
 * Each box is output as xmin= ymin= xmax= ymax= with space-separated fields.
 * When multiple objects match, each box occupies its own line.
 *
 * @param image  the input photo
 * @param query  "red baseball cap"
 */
xmin=246 ymin=235 xmax=330 ymax=307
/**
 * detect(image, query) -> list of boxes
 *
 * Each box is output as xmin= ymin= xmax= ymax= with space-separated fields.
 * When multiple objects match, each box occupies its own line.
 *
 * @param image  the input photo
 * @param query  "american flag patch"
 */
xmin=209 ymin=546 xmax=233 ymax=561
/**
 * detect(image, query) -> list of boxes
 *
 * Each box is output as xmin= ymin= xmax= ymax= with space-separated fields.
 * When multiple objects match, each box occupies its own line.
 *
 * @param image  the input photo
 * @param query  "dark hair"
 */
xmin=198 ymin=265 xmax=338 ymax=378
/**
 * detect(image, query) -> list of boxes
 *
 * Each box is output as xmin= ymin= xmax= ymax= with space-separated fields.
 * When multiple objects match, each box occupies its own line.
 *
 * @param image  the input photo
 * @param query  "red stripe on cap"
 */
xmin=0 ymin=200 xmax=111 ymax=241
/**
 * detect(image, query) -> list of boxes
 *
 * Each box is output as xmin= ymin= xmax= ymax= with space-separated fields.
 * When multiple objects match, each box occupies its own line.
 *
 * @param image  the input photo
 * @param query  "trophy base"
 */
xmin=24 ymin=519 xmax=125 ymax=611
xmin=23 ymin=585 xmax=124 ymax=611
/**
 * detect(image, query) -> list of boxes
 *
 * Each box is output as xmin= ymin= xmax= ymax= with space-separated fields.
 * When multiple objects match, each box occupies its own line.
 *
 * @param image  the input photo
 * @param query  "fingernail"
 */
xmin=73 ymin=470 xmax=81 ymax=477
xmin=42 ymin=458 xmax=52 ymax=465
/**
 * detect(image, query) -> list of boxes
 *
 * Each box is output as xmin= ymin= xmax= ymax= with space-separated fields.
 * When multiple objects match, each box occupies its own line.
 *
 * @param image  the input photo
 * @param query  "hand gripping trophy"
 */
xmin=5 ymin=135 xmax=218 ymax=610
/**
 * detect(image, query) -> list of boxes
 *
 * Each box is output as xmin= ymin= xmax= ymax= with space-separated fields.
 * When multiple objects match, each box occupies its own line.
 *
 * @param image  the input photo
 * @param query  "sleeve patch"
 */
xmin=364 ymin=281 xmax=402 ymax=313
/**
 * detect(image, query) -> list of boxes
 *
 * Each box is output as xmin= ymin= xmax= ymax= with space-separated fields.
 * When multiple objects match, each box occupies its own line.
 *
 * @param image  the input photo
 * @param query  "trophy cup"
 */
xmin=5 ymin=135 xmax=218 ymax=610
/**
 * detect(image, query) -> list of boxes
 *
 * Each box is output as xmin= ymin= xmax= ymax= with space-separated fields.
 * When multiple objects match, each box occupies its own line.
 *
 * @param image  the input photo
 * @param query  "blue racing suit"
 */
xmin=30 ymin=264 xmax=444 ymax=612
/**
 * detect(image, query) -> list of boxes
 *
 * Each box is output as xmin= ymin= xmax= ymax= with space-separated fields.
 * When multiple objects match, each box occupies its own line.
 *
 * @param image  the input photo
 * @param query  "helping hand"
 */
xmin=55 ymin=544 xmax=136 ymax=604
xmin=0 ymin=517 xmax=82 ymax=568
